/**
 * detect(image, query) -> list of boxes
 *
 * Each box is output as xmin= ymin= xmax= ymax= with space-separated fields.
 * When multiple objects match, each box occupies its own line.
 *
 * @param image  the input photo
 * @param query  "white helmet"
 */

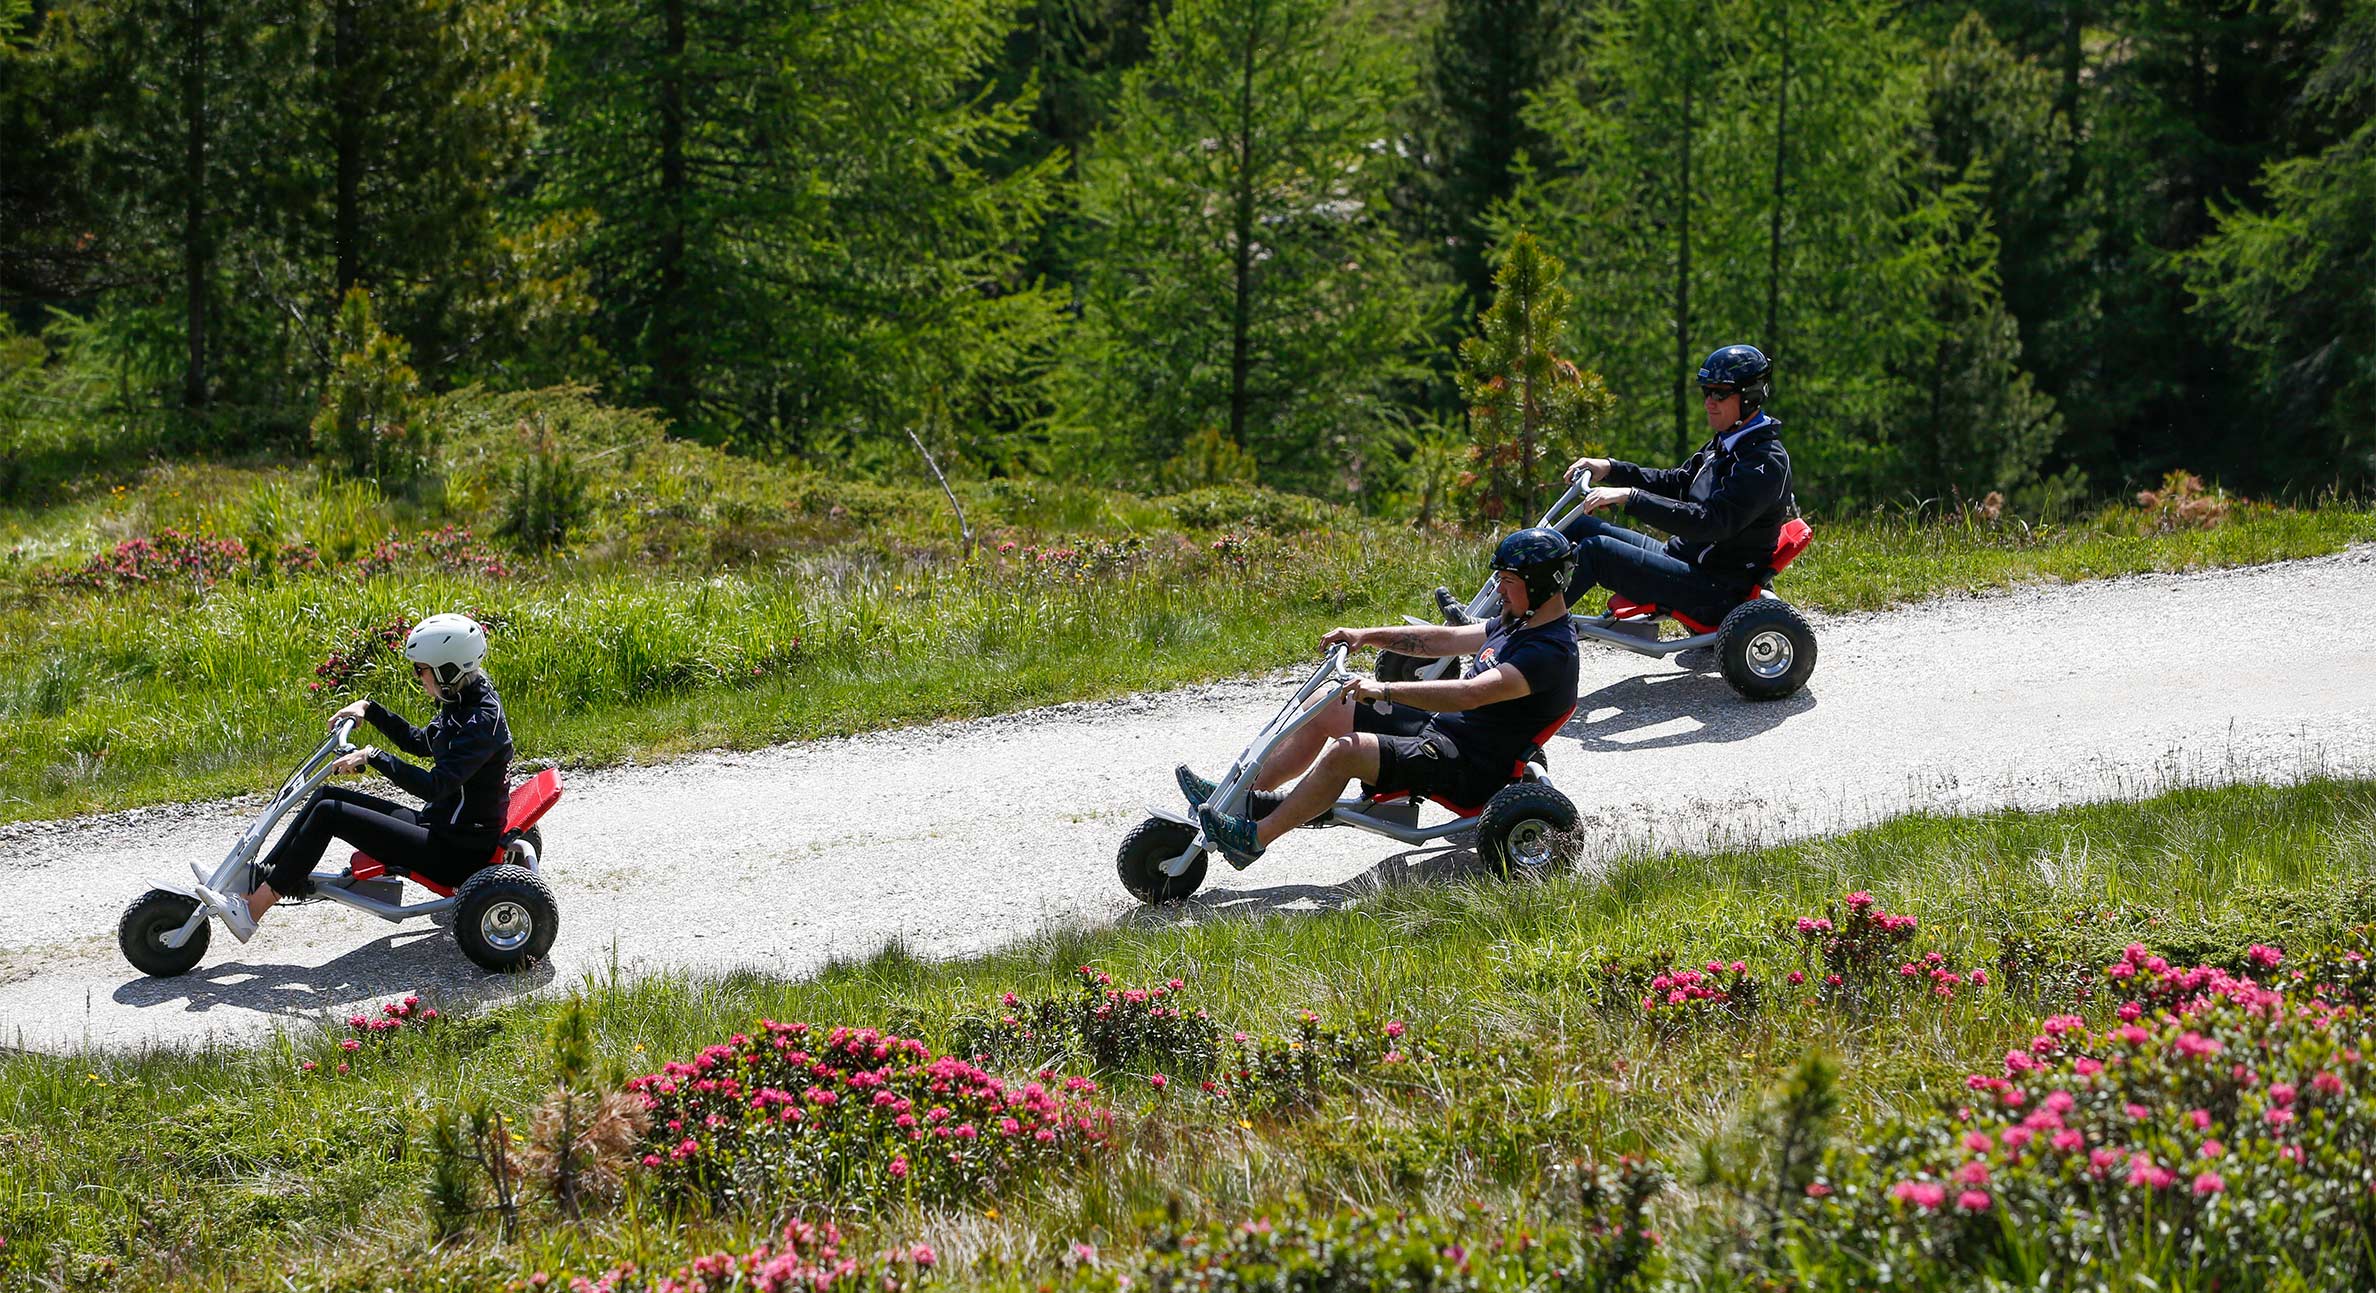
xmin=404 ymin=613 xmax=488 ymax=694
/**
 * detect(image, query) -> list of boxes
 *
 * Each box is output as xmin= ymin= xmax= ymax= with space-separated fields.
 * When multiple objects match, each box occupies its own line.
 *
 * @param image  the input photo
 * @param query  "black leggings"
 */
xmin=260 ymin=785 xmax=498 ymax=896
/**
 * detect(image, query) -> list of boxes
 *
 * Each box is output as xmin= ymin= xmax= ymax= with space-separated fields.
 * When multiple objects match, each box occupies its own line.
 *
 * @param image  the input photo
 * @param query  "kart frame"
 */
xmin=158 ymin=716 xmax=542 ymax=951
xmin=1143 ymin=644 xmax=1555 ymax=879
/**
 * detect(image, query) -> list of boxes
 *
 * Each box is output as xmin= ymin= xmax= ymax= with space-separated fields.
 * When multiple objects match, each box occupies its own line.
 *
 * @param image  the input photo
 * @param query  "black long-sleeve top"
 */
xmin=1605 ymin=414 xmax=1797 ymax=586
xmin=363 ymin=677 xmax=514 ymax=835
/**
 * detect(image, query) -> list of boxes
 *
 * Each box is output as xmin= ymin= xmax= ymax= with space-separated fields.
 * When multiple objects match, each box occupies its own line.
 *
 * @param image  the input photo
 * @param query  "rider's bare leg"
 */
xmin=1255 ymin=733 xmax=1382 ymax=848
xmin=247 ymin=883 xmax=278 ymax=925
xmin=1253 ymin=694 xmax=1357 ymax=792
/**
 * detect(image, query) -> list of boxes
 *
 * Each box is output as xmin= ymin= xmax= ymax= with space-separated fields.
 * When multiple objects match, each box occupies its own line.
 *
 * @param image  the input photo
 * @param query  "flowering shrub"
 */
xmin=626 ymin=1021 xmax=1112 ymax=1210
xmin=1782 ymin=891 xmax=1989 ymax=1004
xmin=350 ymin=993 xmax=439 ymax=1039
xmin=311 ymin=615 xmax=423 ymax=695
xmin=311 ymin=610 xmax=507 ymax=695
xmin=1635 ymin=960 xmax=1761 ymax=1027
xmin=551 ymin=1220 xmax=935 ymax=1293
xmin=54 ymin=529 xmax=251 ymax=592
xmin=1075 ymin=1189 xmax=1664 ymax=1293
xmin=56 ymin=523 xmax=507 ymax=598
xmin=952 ymin=965 xmax=1221 ymax=1076
xmin=1204 ymin=1011 xmax=1420 ymax=1112
xmin=352 ymin=525 xmax=512 ymax=580
xmin=1796 ymin=933 xmax=2376 ymax=1286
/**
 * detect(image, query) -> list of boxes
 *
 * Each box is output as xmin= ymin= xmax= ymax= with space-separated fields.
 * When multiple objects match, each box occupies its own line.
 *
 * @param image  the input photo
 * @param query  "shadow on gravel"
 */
xmin=1559 ymin=668 xmax=1815 ymax=752
xmin=1121 ymin=842 xmax=1492 ymax=925
xmin=110 ymin=926 xmax=555 ymax=1024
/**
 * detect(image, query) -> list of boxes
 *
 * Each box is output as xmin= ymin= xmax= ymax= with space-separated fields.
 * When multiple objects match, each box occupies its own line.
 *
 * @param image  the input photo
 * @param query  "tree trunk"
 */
xmin=655 ymin=0 xmax=691 ymax=423
xmin=331 ymin=0 xmax=362 ymax=297
xmin=179 ymin=0 xmax=210 ymax=408
xmin=1226 ymin=0 xmax=1262 ymax=451
xmin=1673 ymin=76 xmax=1692 ymax=463
xmin=1767 ymin=0 xmax=1788 ymax=350
xmin=2058 ymin=0 xmax=2083 ymax=129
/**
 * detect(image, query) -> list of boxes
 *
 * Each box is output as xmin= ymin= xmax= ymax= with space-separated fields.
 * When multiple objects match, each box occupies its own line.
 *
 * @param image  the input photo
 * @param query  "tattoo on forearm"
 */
xmin=1379 ymin=630 xmax=1429 ymax=654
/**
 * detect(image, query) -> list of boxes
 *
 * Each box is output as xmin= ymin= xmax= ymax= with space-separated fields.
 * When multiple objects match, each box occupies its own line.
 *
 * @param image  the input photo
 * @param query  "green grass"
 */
xmin=2 ymin=402 xmax=2371 ymax=824
xmin=6 ymin=778 xmax=2376 ymax=1290
xmin=4 ymin=465 xmax=2376 ymax=822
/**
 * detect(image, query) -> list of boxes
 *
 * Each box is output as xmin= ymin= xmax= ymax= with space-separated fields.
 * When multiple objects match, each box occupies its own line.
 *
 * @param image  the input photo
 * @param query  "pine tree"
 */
xmin=1408 ymin=0 xmax=1584 ymax=319
xmin=270 ymin=0 xmax=546 ymax=375
xmin=2185 ymin=0 xmax=2376 ymax=487
xmin=542 ymin=0 xmax=1065 ymax=457
xmin=1057 ymin=0 xmax=1450 ymax=495
xmin=69 ymin=0 xmax=288 ymax=408
xmin=1506 ymin=0 xmax=1991 ymax=502
xmin=1454 ymin=232 xmax=1611 ymax=521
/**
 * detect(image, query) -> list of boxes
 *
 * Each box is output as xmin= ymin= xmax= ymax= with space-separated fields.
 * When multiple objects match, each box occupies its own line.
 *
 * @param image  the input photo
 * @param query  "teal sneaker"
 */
xmin=1198 ymin=805 xmax=1265 ymax=870
xmin=1177 ymin=766 xmax=1288 ymax=820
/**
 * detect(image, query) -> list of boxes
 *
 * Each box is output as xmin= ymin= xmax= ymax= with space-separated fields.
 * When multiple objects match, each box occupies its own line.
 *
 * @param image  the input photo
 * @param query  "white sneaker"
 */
xmin=194 ymin=885 xmax=258 ymax=944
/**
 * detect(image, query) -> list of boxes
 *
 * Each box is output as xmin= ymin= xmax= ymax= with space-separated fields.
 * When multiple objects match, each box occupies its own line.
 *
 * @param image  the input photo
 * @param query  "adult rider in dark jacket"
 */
xmin=1558 ymin=344 xmax=1797 ymax=625
xmin=194 ymin=613 xmax=514 ymax=942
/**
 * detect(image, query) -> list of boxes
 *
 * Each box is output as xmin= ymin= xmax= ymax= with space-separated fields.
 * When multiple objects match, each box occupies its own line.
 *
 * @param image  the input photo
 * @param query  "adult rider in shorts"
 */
xmin=1178 ymin=529 xmax=1582 ymax=867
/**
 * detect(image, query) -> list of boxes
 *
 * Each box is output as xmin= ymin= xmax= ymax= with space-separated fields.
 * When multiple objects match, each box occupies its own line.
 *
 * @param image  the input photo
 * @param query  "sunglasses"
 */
xmin=1700 ymin=385 xmax=1740 ymax=401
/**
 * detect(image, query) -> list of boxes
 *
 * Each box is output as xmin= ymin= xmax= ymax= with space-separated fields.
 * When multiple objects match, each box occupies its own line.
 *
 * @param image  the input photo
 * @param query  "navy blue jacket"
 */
xmin=1606 ymin=415 xmax=1796 ymax=586
xmin=364 ymin=678 xmax=513 ymax=835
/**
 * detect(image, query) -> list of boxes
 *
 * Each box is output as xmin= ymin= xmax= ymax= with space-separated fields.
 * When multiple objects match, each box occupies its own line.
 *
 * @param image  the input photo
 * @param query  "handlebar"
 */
xmin=1537 ymin=477 xmax=1585 ymax=529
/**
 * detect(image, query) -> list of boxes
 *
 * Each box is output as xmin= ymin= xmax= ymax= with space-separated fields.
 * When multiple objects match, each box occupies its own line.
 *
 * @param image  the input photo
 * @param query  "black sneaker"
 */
xmin=1176 ymin=766 xmax=1287 ymax=819
xmin=1435 ymin=586 xmax=1478 ymax=626
xmin=1197 ymin=804 xmax=1265 ymax=870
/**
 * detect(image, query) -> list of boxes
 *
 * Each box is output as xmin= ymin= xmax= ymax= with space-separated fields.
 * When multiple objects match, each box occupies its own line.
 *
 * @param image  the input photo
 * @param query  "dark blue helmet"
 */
xmin=1697 ymin=344 xmax=1773 ymax=413
xmin=1491 ymin=526 xmax=1575 ymax=611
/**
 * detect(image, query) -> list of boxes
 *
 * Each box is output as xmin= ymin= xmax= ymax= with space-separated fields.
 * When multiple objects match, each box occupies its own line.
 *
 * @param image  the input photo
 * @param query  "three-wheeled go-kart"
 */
xmin=1377 ymin=480 xmax=1819 ymax=701
xmin=1117 ymin=644 xmax=1579 ymax=904
xmin=117 ymin=716 xmax=566 ymax=977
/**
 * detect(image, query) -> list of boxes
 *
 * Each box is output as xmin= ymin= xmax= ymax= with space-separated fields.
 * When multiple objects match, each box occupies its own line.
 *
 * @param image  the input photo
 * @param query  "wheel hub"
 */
xmin=1505 ymin=819 xmax=1556 ymax=870
xmin=480 ymin=900 xmax=534 ymax=952
xmin=1744 ymin=629 xmax=1795 ymax=679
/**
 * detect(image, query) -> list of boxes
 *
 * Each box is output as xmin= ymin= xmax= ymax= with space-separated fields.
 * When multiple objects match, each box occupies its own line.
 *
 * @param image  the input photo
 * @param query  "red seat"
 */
xmin=1604 ymin=518 xmax=1814 ymax=634
xmin=1367 ymin=705 xmax=1578 ymax=820
xmin=348 ymin=769 xmax=566 ymax=897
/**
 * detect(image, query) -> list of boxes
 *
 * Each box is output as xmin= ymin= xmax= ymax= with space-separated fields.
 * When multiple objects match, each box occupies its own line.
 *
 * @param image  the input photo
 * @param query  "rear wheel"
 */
xmin=1118 ymin=817 xmax=1208 ymax=904
xmin=453 ymin=865 xmax=559 ymax=972
xmin=509 ymin=824 xmax=546 ymax=867
xmin=1715 ymin=599 xmax=1817 ymax=700
xmin=120 ymin=889 xmax=209 ymax=977
xmin=1476 ymin=783 xmax=1580 ymax=877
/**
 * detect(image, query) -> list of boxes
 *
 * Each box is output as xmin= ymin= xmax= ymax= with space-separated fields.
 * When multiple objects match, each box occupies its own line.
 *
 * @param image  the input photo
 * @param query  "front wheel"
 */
xmin=1118 ymin=817 xmax=1208 ymax=904
xmin=453 ymin=865 xmax=560 ymax=972
xmin=120 ymin=889 xmax=210 ymax=977
xmin=1715 ymin=599 xmax=1817 ymax=700
xmin=1476 ymin=783 xmax=1579 ymax=877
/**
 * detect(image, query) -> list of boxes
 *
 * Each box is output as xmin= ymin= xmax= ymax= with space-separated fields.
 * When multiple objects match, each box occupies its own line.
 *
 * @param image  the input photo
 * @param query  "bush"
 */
xmin=1795 ymin=933 xmax=2376 ymax=1287
xmin=952 ymin=965 xmax=1223 ymax=1076
xmin=624 ymin=1022 xmax=1112 ymax=1211
xmin=312 ymin=288 xmax=433 ymax=488
xmin=1159 ymin=485 xmax=1344 ymax=533
xmin=497 ymin=419 xmax=594 ymax=554
xmin=1084 ymin=1190 xmax=1665 ymax=1293
xmin=555 ymin=1219 xmax=936 ymax=1293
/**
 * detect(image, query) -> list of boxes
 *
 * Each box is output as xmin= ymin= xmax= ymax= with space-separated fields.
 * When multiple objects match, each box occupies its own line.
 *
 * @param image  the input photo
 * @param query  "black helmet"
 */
xmin=1697 ymin=344 xmax=1773 ymax=414
xmin=1491 ymin=526 xmax=1575 ymax=612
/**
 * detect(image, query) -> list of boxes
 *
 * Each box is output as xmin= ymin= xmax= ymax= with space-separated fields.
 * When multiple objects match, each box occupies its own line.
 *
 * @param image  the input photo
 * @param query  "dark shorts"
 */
xmin=1351 ymin=701 xmax=1502 ymax=807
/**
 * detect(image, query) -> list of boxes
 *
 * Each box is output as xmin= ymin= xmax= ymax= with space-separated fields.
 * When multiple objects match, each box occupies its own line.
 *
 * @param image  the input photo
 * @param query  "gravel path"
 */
xmin=5 ymin=549 xmax=2374 ymax=1055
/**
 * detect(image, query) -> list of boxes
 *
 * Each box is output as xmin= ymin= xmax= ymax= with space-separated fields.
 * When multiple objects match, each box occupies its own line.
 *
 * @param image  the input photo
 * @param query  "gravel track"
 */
xmin=5 ymin=549 xmax=2374 ymax=1055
